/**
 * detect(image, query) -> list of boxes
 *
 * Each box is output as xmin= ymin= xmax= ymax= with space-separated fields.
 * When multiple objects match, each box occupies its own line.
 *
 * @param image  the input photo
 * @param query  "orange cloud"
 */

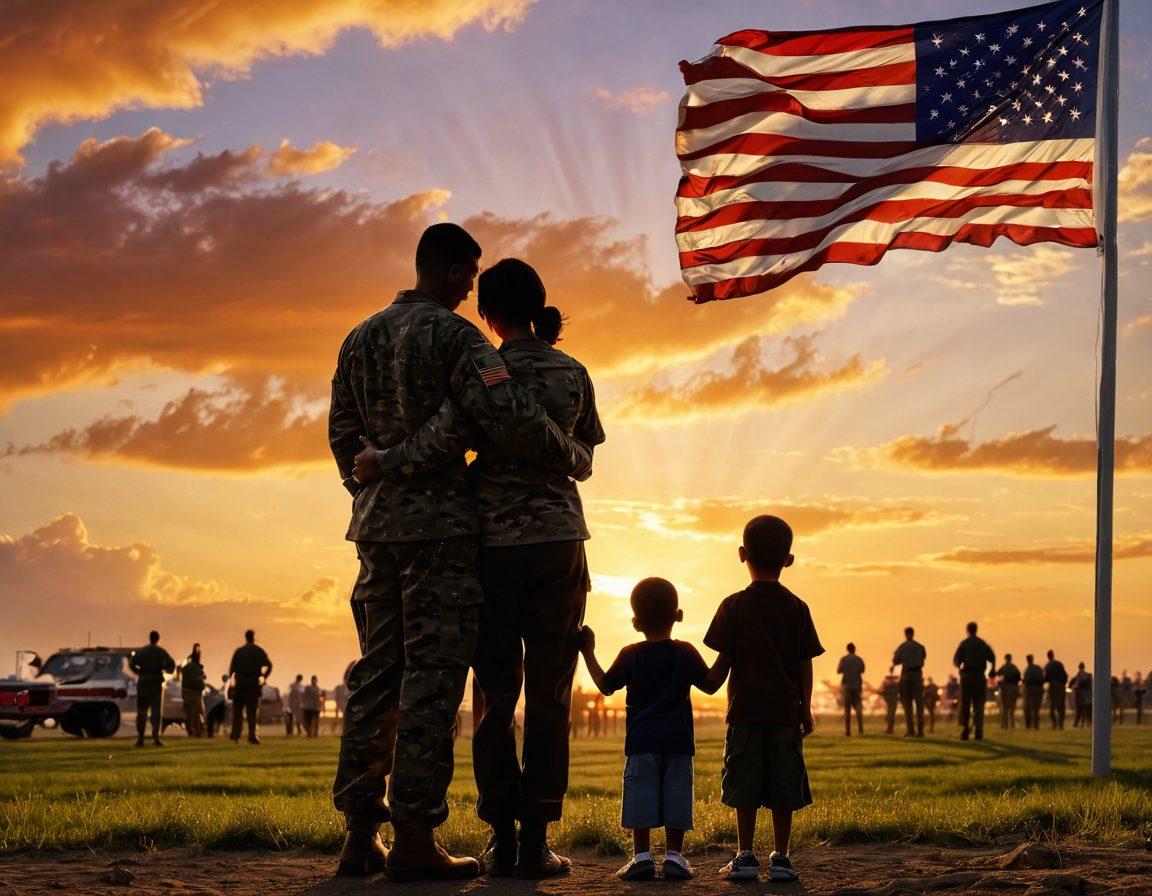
xmin=609 ymin=335 xmax=885 ymax=423
xmin=932 ymin=533 xmax=1152 ymax=565
xmin=591 ymin=86 xmax=671 ymax=116
xmin=1119 ymin=137 xmax=1152 ymax=222
xmin=268 ymin=139 xmax=355 ymax=176
xmin=0 ymin=0 xmax=535 ymax=167
xmin=858 ymin=424 xmax=1152 ymax=477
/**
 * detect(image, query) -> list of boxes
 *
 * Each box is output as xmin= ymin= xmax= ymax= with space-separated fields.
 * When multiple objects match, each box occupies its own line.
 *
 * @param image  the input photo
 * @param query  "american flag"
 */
xmin=676 ymin=0 xmax=1103 ymax=303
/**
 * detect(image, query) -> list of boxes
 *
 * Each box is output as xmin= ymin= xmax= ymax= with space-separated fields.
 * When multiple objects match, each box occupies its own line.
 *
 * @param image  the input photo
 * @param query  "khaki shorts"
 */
xmin=721 ymin=723 xmax=812 ymax=812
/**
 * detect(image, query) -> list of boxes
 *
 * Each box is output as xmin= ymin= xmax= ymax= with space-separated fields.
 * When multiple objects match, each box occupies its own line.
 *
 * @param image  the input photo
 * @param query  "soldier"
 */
xmin=1070 ymin=662 xmax=1092 ymax=728
xmin=229 ymin=630 xmax=272 ymax=744
xmin=924 ymin=678 xmax=940 ymax=733
xmin=953 ymin=622 xmax=995 ymax=741
xmin=130 ymin=631 xmax=175 ymax=747
xmin=996 ymin=653 xmax=1021 ymax=730
xmin=179 ymin=643 xmax=207 ymax=738
xmin=880 ymin=675 xmax=900 ymax=734
xmin=289 ymin=674 xmax=305 ymax=736
xmin=1043 ymin=649 xmax=1068 ymax=730
xmin=1022 ymin=654 xmax=1045 ymax=730
xmin=837 ymin=643 xmax=865 ymax=736
xmin=328 ymin=225 xmax=592 ymax=880
xmin=303 ymin=675 xmax=325 ymax=737
xmin=891 ymin=626 xmax=926 ymax=737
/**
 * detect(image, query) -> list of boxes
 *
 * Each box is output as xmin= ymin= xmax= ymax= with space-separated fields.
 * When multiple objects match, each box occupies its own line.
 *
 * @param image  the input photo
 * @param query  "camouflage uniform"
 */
xmin=130 ymin=644 xmax=175 ymax=738
xmin=329 ymin=292 xmax=593 ymax=829
xmin=229 ymin=642 xmax=272 ymax=741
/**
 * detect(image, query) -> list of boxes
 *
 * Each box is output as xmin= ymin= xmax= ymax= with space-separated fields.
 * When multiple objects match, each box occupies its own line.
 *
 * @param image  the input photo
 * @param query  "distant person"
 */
xmin=953 ymin=622 xmax=995 ymax=741
xmin=701 ymin=515 xmax=823 ymax=884
xmin=891 ymin=627 xmax=926 ymax=737
xmin=302 ymin=675 xmax=325 ymax=737
xmin=289 ymin=674 xmax=305 ymax=736
xmin=944 ymin=675 xmax=960 ymax=722
xmin=1110 ymin=675 xmax=1122 ymax=724
xmin=996 ymin=653 xmax=1021 ymax=731
xmin=1070 ymin=662 xmax=1092 ymax=728
xmin=1043 ymin=650 xmax=1068 ymax=730
xmin=580 ymin=578 xmax=725 ymax=881
xmin=1119 ymin=670 xmax=1133 ymax=724
xmin=206 ymin=674 xmax=229 ymax=737
xmin=836 ymin=643 xmax=865 ymax=736
xmin=129 ymin=630 xmax=176 ymax=748
xmin=229 ymin=629 xmax=272 ymax=744
xmin=1022 ymin=655 xmax=1045 ymax=730
xmin=924 ymin=678 xmax=940 ymax=733
xmin=880 ymin=675 xmax=900 ymax=734
xmin=179 ymin=643 xmax=207 ymax=738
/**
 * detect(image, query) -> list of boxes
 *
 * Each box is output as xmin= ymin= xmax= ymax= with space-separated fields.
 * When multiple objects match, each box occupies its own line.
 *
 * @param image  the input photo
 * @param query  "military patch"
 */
xmin=469 ymin=342 xmax=511 ymax=388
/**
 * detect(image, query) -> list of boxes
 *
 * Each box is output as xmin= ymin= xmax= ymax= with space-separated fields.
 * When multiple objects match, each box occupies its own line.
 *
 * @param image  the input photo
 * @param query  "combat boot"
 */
xmin=516 ymin=820 xmax=571 ymax=879
xmin=336 ymin=821 xmax=389 ymax=877
xmin=480 ymin=819 xmax=517 ymax=877
xmin=385 ymin=822 xmax=480 ymax=882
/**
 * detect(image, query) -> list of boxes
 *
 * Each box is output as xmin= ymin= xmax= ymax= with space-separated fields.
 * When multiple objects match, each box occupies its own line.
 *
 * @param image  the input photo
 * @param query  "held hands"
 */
xmin=801 ymin=709 xmax=815 ymax=738
xmin=578 ymin=625 xmax=595 ymax=654
xmin=353 ymin=436 xmax=383 ymax=485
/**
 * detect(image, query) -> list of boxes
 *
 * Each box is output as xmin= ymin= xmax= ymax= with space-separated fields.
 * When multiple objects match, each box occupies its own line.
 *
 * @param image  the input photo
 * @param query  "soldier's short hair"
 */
xmin=743 ymin=515 xmax=792 ymax=570
xmin=904 ymin=626 xmax=915 ymax=638
xmin=415 ymin=223 xmax=481 ymax=275
xmin=631 ymin=577 xmax=678 ymax=632
xmin=245 ymin=629 xmax=255 ymax=643
xmin=149 ymin=630 xmax=160 ymax=644
xmin=847 ymin=642 xmax=856 ymax=652
xmin=967 ymin=621 xmax=978 ymax=634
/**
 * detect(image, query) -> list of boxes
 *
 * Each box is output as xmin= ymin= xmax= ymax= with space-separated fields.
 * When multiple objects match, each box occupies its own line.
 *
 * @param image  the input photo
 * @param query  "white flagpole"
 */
xmin=1091 ymin=0 xmax=1120 ymax=778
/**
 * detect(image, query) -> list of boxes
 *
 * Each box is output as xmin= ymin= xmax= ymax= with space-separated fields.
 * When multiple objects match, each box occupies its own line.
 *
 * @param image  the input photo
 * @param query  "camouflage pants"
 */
xmin=332 ymin=537 xmax=481 ymax=828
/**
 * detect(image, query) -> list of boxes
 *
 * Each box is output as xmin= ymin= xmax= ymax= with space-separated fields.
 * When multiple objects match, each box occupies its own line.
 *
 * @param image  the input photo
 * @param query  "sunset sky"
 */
xmin=2 ymin=0 xmax=1151 ymax=698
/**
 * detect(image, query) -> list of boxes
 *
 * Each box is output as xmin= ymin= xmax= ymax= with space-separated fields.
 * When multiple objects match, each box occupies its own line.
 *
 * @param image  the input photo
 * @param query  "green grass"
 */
xmin=2 ymin=720 xmax=1150 ymax=855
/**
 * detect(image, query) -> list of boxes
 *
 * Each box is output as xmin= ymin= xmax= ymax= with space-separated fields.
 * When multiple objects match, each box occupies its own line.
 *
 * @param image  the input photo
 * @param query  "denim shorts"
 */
xmin=621 ymin=753 xmax=694 ymax=831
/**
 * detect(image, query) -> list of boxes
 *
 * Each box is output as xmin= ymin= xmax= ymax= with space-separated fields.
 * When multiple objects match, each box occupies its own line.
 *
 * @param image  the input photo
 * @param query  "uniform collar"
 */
xmin=394 ymin=289 xmax=446 ymax=307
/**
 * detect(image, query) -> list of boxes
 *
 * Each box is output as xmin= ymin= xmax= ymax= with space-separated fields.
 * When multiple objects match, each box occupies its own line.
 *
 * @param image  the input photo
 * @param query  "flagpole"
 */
xmin=1091 ymin=0 xmax=1120 ymax=779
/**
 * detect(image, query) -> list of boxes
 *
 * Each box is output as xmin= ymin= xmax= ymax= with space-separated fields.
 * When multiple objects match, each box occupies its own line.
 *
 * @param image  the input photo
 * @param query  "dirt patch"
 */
xmin=1 ymin=843 xmax=1150 ymax=896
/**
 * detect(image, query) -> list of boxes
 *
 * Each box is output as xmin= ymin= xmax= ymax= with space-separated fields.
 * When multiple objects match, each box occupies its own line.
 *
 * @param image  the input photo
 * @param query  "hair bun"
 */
xmin=533 ymin=306 xmax=565 ymax=345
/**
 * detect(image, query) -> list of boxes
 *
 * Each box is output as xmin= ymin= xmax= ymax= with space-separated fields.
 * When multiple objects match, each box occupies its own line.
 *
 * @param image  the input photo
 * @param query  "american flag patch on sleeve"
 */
xmin=469 ymin=343 xmax=512 ymax=388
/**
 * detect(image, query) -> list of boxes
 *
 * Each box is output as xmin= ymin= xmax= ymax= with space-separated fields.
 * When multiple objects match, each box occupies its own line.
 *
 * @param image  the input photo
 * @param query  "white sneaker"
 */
xmin=662 ymin=852 xmax=694 ymax=880
xmin=720 ymin=850 xmax=760 ymax=880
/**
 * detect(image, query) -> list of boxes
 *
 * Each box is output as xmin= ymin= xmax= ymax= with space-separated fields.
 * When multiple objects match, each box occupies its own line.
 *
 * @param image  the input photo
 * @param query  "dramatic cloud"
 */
xmin=857 ymin=424 xmax=1152 ymax=477
xmin=268 ymin=139 xmax=356 ymax=176
xmin=588 ymin=496 xmax=949 ymax=541
xmin=933 ymin=533 xmax=1152 ymax=566
xmin=0 ymin=0 xmax=535 ymax=167
xmin=591 ymin=86 xmax=671 ymax=116
xmin=1 ymin=129 xmax=863 ymax=469
xmin=989 ymin=245 xmax=1078 ymax=306
xmin=609 ymin=335 xmax=885 ymax=422
xmin=0 ymin=514 xmax=357 ymax=684
xmin=1119 ymin=137 xmax=1152 ymax=222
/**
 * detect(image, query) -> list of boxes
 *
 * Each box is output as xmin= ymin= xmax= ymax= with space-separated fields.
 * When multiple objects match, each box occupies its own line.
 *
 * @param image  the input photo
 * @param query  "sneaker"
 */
xmin=768 ymin=851 xmax=799 ymax=883
xmin=720 ymin=850 xmax=760 ymax=881
xmin=616 ymin=854 xmax=656 ymax=881
xmin=662 ymin=852 xmax=694 ymax=880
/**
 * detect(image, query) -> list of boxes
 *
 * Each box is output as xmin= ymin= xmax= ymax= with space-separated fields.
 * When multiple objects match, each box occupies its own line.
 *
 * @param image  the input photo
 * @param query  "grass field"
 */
xmin=2 ymin=720 xmax=1151 ymax=856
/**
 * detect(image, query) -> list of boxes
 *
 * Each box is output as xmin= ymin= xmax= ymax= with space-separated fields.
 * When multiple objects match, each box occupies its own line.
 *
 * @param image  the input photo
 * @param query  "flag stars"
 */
xmin=935 ymin=66 xmax=946 ymax=76
xmin=1071 ymin=109 xmax=1082 ymax=121
xmin=959 ymin=104 xmax=969 ymax=113
xmin=974 ymin=59 xmax=984 ymax=70
xmin=1042 ymin=111 xmax=1053 ymax=123
xmin=1023 ymin=113 xmax=1034 ymax=124
xmin=960 ymin=46 xmax=970 ymax=56
xmin=1023 ymin=37 xmax=1034 ymax=47
xmin=989 ymin=43 xmax=1001 ymax=54
xmin=1073 ymin=82 xmax=1084 ymax=92
xmin=949 ymin=58 xmax=959 ymax=67
xmin=1037 ymin=21 xmax=1047 ymax=31
xmin=1007 ymin=23 xmax=1019 ymax=36
xmin=1005 ymin=55 xmax=1017 ymax=65
xmin=1078 ymin=5 xmax=1088 ymax=15
xmin=1073 ymin=57 xmax=1086 ymax=69
xmin=1045 ymin=84 xmax=1056 ymax=94
xmin=1057 ymin=95 xmax=1068 ymax=106
xmin=1058 ymin=46 xmax=1069 ymax=56
xmin=999 ymin=116 xmax=1009 ymax=125
xmin=932 ymin=32 xmax=944 ymax=47
xmin=957 ymin=78 xmax=967 ymax=88
xmin=975 ymin=32 xmax=986 ymax=42
xmin=1047 ymin=58 xmax=1057 ymax=68
xmin=1032 ymin=74 xmax=1043 ymax=85
xmin=930 ymin=109 xmax=940 ymax=118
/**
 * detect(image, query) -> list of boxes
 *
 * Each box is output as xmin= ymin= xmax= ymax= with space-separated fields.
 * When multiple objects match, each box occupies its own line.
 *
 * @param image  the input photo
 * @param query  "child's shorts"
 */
xmin=621 ymin=753 xmax=694 ymax=830
xmin=720 ymin=723 xmax=813 ymax=811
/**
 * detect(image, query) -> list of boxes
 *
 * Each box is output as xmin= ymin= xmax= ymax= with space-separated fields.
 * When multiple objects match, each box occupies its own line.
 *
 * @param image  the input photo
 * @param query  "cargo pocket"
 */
xmin=438 ymin=575 xmax=484 ymax=664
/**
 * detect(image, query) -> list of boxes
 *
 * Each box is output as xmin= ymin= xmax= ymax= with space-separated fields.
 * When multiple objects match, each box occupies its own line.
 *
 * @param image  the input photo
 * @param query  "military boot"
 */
xmin=516 ymin=820 xmax=571 ymax=879
xmin=336 ymin=821 xmax=389 ymax=877
xmin=385 ymin=822 xmax=480 ymax=882
xmin=480 ymin=820 xmax=517 ymax=877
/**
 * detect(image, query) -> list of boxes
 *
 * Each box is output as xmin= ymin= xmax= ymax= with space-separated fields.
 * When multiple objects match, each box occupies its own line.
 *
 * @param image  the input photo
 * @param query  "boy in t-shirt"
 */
xmin=579 ymin=577 xmax=725 ymax=881
xmin=704 ymin=515 xmax=824 ymax=883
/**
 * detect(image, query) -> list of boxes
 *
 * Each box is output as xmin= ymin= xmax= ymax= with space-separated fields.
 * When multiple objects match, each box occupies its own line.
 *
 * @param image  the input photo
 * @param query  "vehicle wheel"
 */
xmin=0 ymin=720 xmax=35 ymax=740
xmin=83 ymin=704 xmax=121 ymax=739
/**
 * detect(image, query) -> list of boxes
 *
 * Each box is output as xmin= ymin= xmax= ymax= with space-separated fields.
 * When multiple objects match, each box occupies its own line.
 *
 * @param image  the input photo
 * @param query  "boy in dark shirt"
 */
xmin=580 ymin=577 xmax=725 ymax=881
xmin=704 ymin=515 xmax=823 ymax=883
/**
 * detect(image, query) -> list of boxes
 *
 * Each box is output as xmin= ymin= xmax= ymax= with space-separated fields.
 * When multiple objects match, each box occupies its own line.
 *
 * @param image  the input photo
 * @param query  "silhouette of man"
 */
xmin=229 ymin=630 xmax=272 ymax=744
xmin=129 ymin=630 xmax=175 ymax=747
xmin=996 ymin=653 xmax=1021 ymax=730
xmin=924 ymin=678 xmax=940 ymax=733
xmin=1022 ymin=655 xmax=1045 ymax=730
xmin=953 ymin=622 xmax=995 ymax=741
xmin=837 ymin=643 xmax=865 ymax=736
xmin=891 ymin=626 xmax=926 ymax=737
xmin=1043 ymin=649 xmax=1068 ymax=730
xmin=880 ymin=675 xmax=900 ymax=734
xmin=1070 ymin=662 xmax=1092 ymax=728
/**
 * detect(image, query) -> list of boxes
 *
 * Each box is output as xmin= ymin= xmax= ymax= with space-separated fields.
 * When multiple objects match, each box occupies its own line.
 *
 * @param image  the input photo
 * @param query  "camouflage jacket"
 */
xmin=129 ymin=644 xmax=175 ymax=686
xmin=377 ymin=337 xmax=604 ymax=545
xmin=329 ymin=291 xmax=593 ymax=543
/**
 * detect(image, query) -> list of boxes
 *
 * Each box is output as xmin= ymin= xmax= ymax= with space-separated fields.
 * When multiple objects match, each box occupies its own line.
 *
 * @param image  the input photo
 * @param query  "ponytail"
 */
xmin=532 ymin=306 xmax=565 ymax=345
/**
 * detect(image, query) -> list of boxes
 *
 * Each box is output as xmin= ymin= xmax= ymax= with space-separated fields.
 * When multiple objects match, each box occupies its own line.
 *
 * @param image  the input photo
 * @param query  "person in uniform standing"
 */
xmin=328 ymin=225 xmax=593 ymax=881
xmin=1043 ymin=649 xmax=1068 ymax=730
xmin=303 ymin=675 xmax=325 ymax=737
xmin=1022 ymin=655 xmax=1045 ymax=730
xmin=229 ymin=630 xmax=272 ymax=744
xmin=289 ymin=674 xmax=305 ymax=736
xmin=1070 ymin=662 xmax=1092 ymax=727
xmin=836 ymin=643 xmax=865 ymax=736
xmin=179 ymin=643 xmax=207 ymax=738
xmin=953 ymin=622 xmax=995 ymax=741
xmin=130 ymin=630 xmax=175 ymax=747
xmin=891 ymin=627 xmax=926 ymax=737
xmin=996 ymin=653 xmax=1021 ymax=730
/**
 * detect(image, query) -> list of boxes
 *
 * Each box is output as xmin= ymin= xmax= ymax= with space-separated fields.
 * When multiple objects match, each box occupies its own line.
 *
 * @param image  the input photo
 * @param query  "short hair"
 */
xmin=245 ymin=629 xmax=255 ymax=643
xmin=296 ymin=673 xmax=304 ymax=682
xmin=847 ymin=642 xmax=856 ymax=652
xmin=1026 ymin=653 xmax=1034 ymax=663
xmin=904 ymin=627 xmax=915 ymax=638
xmin=415 ymin=223 xmax=480 ymax=275
xmin=967 ymin=621 xmax=978 ymax=635
xmin=1047 ymin=649 xmax=1054 ymax=659
xmin=1005 ymin=653 xmax=1013 ymax=661
xmin=631 ymin=577 xmax=678 ymax=632
xmin=149 ymin=630 xmax=160 ymax=644
xmin=742 ymin=515 xmax=793 ymax=570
